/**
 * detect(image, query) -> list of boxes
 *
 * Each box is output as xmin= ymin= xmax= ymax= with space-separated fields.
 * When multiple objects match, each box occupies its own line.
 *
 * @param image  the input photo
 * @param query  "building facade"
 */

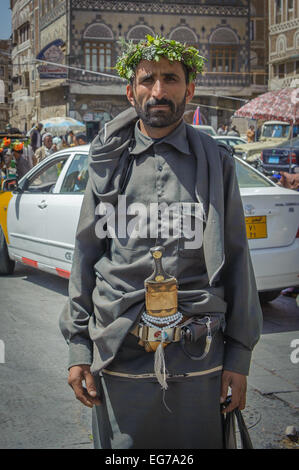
xmin=10 ymin=0 xmax=269 ymax=136
xmin=0 ymin=40 xmax=12 ymax=132
xmin=268 ymin=0 xmax=299 ymax=90
xmin=10 ymin=0 xmax=35 ymax=132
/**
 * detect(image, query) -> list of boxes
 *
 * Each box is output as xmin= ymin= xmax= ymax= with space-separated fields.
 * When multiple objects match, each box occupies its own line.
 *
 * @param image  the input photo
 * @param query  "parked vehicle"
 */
xmin=0 ymin=145 xmax=298 ymax=304
xmin=261 ymin=136 xmax=299 ymax=174
xmin=213 ymin=135 xmax=247 ymax=148
xmin=191 ymin=125 xmax=217 ymax=136
xmin=234 ymin=120 xmax=298 ymax=165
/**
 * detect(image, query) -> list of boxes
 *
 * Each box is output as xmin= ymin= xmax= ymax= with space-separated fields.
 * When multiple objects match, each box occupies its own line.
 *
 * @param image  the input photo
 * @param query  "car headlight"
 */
xmin=242 ymin=152 xmax=247 ymax=160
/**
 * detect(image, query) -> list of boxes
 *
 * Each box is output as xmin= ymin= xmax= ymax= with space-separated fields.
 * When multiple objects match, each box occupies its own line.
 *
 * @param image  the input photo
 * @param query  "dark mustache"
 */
xmin=146 ymin=98 xmax=174 ymax=110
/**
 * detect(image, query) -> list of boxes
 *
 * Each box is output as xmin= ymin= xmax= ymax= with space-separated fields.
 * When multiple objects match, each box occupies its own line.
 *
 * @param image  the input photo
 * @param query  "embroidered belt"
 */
xmin=102 ymin=365 xmax=223 ymax=380
xmin=131 ymin=317 xmax=193 ymax=343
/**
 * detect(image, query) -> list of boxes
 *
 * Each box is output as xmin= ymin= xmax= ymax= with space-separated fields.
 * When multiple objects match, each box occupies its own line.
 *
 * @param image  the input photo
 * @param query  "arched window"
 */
xmin=169 ymin=27 xmax=198 ymax=46
xmin=127 ymin=25 xmax=155 ymax=42
xmin=84 ymin=23 xmax=114 ymax=73
xmin=209 ymin=28 xmax=239 ymax=74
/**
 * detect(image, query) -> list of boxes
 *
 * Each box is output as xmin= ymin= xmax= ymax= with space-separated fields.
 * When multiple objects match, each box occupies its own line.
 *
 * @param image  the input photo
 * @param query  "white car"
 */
xmin=213 ymin=135 xmax=247 ymax=147
xmin=0 ymin=145 xmax=299 ymax=303
xmin=191 ymin=125 xmax=217 ymax=136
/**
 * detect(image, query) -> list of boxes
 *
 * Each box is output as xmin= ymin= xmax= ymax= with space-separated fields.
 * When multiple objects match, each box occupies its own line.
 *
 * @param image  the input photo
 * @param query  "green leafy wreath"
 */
xmin=115 ymin=35 xmax=207 ymax=82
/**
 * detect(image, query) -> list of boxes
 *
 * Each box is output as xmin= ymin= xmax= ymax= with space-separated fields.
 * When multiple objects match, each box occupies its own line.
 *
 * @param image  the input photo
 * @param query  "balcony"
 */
xmin=69 ymin=69 xmax=251 ymax=89
xmin=196 ymin=72 xmax=251 ymax=88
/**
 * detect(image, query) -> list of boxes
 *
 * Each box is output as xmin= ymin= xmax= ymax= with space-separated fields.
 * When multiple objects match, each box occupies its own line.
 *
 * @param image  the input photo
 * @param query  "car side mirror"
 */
xmin=2 ymin=177 xmax=18 ymax=192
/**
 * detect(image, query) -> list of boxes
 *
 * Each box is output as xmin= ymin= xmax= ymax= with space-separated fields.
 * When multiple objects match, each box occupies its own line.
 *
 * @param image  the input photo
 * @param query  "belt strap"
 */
xmin=102 ymin=365 xmax=223 ymax=380
xmin=131 ymin=317 xmax=193 ymax=343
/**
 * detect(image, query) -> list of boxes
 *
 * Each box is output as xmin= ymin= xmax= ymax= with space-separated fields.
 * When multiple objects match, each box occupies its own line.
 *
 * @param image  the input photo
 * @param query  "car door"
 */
xmin=6 ymin=154 xmax=70 ymax=270
xmin=44 ymin=151 xmax=89 ymax=278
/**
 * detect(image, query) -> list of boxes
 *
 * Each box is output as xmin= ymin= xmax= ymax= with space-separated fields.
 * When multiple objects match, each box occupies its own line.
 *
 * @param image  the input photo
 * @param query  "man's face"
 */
xmin=126 ymin=57 xmax=194 ymax=134
xmin=44 ymin=136 xmax=52 ymax=149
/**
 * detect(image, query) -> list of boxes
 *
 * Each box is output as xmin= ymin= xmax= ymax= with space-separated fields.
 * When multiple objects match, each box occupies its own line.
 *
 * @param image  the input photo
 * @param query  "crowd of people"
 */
xmin=0 ymin=123 xmax=88 ymax=182
xmin=217 ymin=123 xmax=259 ymax=142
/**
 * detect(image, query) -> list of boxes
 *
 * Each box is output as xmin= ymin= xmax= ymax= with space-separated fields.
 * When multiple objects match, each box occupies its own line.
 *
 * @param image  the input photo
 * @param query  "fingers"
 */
xmin=83 ymin=368 xmax=101 ymax=405
xmin=221 ymin=370 xmax=247 ymax=414
xmin=68 ymin=365 xmax=101 ymax=408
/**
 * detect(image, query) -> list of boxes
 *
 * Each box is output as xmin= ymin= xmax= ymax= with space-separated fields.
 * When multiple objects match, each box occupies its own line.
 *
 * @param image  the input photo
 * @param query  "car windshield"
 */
xmin=262 ymin=123 xmax=290 ymax=138
xmin=218 ymin=138 xmax=245 ymax=146
xmin=275 ymin=136 xmax=299 ymax=149
xmin=235 ymin=158 xmax=273 ymax=188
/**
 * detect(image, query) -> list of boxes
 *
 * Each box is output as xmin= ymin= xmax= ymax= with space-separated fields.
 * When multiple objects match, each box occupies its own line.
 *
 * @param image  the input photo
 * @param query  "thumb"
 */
xmin=220 ymin=372 xmax=230 ymax=403
xmin=84 ymin=370 xmax=97 ymax=397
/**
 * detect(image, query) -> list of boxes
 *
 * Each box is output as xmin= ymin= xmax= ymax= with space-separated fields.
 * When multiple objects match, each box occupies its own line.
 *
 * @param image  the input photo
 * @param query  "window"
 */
xmin=276 ymin=0 xmax=283 ymax=23
xmin=85 ymin=41 xmax=112 ymax=73
xmin=211 ymin=46 xmax=237 ymax=73
xmin=60 ymin=153 xmax=89 ymax=193
xmin=278 ymin=63 xmax=285 ymax=78
xmin=25 ymin=157 xmax=68 ymax=193
xmin=235 ymin=159 xmax=273 ymax=188
xmin=18 ymin=23 xmax=30 ymax=44
xmin=83 ymin=23 xmax=114 ymax=74
xmin=287 ymin=0 xmax=294 ymax=20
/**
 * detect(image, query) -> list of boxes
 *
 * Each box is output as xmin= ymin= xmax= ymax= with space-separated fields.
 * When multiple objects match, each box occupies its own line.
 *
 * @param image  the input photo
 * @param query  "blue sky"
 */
xmin=0 ymin=0 xmax=12 ymax=40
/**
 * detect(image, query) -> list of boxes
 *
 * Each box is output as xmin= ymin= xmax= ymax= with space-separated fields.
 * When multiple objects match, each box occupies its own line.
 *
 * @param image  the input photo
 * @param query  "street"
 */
xmin=0 ymin=263 xmax=298 ymax=449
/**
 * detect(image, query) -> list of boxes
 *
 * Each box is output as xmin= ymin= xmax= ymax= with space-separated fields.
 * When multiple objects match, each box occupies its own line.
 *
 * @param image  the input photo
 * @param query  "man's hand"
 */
xmin=68 ymin=364 xmax=101 ymax=408
xmin=220 ymin=370 xmax=247 ymax=413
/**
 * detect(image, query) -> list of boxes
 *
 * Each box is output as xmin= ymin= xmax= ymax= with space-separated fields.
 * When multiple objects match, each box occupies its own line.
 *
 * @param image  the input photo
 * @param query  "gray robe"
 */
xmin=59 ymin=107 xmax=262 ymax=449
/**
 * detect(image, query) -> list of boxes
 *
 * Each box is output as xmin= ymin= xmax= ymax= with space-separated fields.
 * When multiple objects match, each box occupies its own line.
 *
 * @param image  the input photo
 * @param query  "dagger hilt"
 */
xmin=148 ymin=246 xmax=170 ymax=282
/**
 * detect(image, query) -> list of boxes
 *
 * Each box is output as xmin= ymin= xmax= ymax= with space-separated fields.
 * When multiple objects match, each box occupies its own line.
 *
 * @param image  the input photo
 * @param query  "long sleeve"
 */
xmin=59 ymin=179 xmax=107 ymax=369
xmin=220 ymin=151 xmax=263 ymax=375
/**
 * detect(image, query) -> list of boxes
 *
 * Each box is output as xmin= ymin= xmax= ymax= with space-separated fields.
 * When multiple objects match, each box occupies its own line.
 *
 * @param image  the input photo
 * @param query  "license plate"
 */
xmin=268 ymin=156 xmax=279 ymax=164
xmin=245 ymin=216 xmax=267 ymax=239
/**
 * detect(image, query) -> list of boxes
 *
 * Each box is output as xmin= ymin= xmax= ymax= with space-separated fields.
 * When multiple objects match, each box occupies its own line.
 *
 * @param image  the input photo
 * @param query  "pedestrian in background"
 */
xmin=34 ymin=133 xmax=54 ymax=165
xmin=246 ymin=125 xmax=255 ymax=143
xmin=30 ymin=123 xmax=43 ymax=153
xmin=9 ymin=143 xmax=33 ymax=180
xmin=217 ymin=124 xmax=227 ymax=135
xmin=227 ymin=125 xmax=240 ymax=137
xmin=67 ymin=130 xmax=75 ymax=146
xmin=73 ymin=132 xmax=87 ymax=146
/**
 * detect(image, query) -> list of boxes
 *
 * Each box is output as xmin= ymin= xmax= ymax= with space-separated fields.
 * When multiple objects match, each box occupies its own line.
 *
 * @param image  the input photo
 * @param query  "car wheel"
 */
xmin=259 ymin=290 xmax=281 ymax=304
xmin=0 ymin=225 xmax=15 ymax=275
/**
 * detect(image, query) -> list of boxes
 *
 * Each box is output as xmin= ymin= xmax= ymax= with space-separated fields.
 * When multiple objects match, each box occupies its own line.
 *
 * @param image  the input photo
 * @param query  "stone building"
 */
xmin=10 ymin=0 xmax=36 ymax=132
xmin=250 ymin=0 xmax=269 ymax=91
xmin=0 ymin=40 xmax=12 ymax=132
xmin=268 ymin=0 xmax=299 ymax=90
xmin=10 ymin=0 xmax=269 ymax=137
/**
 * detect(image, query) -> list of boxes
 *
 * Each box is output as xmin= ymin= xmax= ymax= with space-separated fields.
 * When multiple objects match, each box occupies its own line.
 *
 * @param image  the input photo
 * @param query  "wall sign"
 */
xmin=37 ymin=39 xmax=67 ymax=79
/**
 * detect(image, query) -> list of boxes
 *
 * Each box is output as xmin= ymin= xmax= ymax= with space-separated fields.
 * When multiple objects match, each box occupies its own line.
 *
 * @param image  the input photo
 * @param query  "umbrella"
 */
xmin=193 ymin=106 xmax=202 ymax=125
xmin=39 ymin=117 xmax=86 ymax=136
xmin=234 ymin=87 xmax=299 ymax=124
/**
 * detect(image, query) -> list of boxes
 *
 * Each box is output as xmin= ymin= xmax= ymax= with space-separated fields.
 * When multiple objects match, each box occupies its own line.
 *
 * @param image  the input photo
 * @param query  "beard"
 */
xmin=133 ymin=93 xmax=187 ymax=128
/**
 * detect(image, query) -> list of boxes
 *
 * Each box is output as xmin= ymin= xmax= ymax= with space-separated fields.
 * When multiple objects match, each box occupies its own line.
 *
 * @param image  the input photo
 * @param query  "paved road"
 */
xmin=0 ymin=264 xmax=298 ymax=449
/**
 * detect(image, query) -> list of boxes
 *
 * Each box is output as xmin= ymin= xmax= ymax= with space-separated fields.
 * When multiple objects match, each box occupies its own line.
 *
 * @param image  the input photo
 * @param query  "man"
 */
xmin=67 ymin=130 xmax=75 ymax=146
xmin=30 ymin=123 xmax=43 ymax=153
xmin=227 ymin=125 xmax=240 ymax=137
xmin=73 ymin=132 xmax=87 ymax=146
xmin=10 ymin=143 xmax=33 ymax=180
xmin=60 ymin=36 xmax=262 ymax=449
xmin=217 ymin=124 xmax=227 ymax=136
xmin=34 ymin=133 xmax=54 ymax=165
